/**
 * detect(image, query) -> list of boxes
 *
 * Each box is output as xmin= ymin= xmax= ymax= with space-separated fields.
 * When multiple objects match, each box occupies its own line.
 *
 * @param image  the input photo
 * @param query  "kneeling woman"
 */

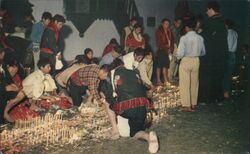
xmin=102 ymin=59 xmax=159 ymax=154
xmin=2 ymin=59 xmax=39 ymax=122
xmin=4 ymin=58 xmax=72 ymax=122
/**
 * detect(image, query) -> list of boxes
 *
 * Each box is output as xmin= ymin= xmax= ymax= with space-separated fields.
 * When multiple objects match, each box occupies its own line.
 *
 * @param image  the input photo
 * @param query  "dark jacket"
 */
xmin=202 ymin=14 xmax=228 ymax=67
xmin=155 ymin=26 xmax=174 ymax=54
xmin=40 ymin=22 xmax=63 ymax=55
xmin=113 ymin=67 xmax=147 ymax=102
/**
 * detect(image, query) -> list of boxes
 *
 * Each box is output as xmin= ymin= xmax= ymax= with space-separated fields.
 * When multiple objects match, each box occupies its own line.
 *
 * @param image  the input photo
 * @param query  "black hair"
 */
xmin=109 ymin=38 xmax=118 ymax=45
xmin=144 ymin=48 xmax=152 ymax=56
xmin=184 ymin=17 xmax=197 ymax=29
xmin=133 ymin=23 xmax=142 ymax=30
xmin=37 ymin=58 xmax=51 ymax=69
xmin=241 ymin=44 xmax=249 ymax=53
xmin=100 ymin=64 xmax=111 ymax=73
xmin=134 ymin=47 xmax=145 ymax=57
xmin=74 ymin=54 xmax=86 ymax=64
xmin=161 ymin=18 xmax=170 ymax=24
xmin=113 ymin=45 xmax=124 ymax=55
xmin=174 ymin=18 xmax=182 ymax=22
xmin=110 ymin=58 xmax=124 ymax=70
xmin=207 ymin=1 xmax=220 ymax=12
xmin=53 ymin=14 xmax=65 ymax=23
xmin=91 ymin=58 xmax=99 ymax=65
xmin=5 ymin=58 xmax=18 ymax=68
xmin=84 ymin=48 xmax=93 ymax=56
xmin=42 ymin=12 xmax=52 ymax=20
xmin=130 ymin=16 xmax=138 ymax=22
xmin=225 ymin=19 xmax=235 ymax=29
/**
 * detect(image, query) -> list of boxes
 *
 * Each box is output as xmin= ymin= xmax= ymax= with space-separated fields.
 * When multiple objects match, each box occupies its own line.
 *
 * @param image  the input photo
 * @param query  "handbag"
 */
xmin=55 ymin=52 xmax=63 ymax=70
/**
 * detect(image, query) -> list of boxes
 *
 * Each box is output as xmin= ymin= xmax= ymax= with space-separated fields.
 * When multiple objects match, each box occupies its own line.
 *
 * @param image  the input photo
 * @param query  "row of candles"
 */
xmin=0 ymin=106 xmax=111 ymax=152
xmin=0 ymin=113 xmax=80 ymax=151
xmin=152 ymin=83 xmax=181 ymax=121
xmin=0 ymin=83 xmax=180 ymax=152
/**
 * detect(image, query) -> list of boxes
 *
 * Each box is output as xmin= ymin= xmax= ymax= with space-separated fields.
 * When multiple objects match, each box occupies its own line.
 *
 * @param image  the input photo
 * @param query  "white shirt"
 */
xmin=227 ymin=29 xmax=238 ymax=52
xmin=137 ymin=58 xmax=153 ymax=86
xmin=177 ymin=31 xmax=206 ymax=59
xmin=22 ymin=70 xmax=57 ymax=99
xmin=123 ymin=52 xmax=137 ymax=70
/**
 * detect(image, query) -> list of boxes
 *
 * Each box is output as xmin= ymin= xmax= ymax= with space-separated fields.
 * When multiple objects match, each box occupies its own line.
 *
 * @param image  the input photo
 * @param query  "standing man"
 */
xmin=200 ymin=1 xmax=228 ymax=103
xmin=168 ymin=18 xmax=182 ymax=83
xmin=40 ymin=14 xmax=65 ymax=75
xmin=223 ymin=19 xmax=238 ymax=99
xmin=155 ymin=18 xmax=174 ymax=85
xmin=177 ymin=18 xmax=205 ymax=112
xmin=29 ymin=11 xmax=52 ymax=71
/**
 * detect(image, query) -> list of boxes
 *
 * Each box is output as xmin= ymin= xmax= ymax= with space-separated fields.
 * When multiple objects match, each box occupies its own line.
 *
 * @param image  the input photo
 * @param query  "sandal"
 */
xmin=191 ymin=105 xmax=197 ymax=110
xmin=148 ymin=131 xmax=159 ymax=154
xmin=180 ymin=107 xmax=194 ymax=112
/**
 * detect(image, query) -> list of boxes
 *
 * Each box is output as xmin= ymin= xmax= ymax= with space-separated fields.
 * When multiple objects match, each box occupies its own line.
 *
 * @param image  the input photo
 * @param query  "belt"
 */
xmin=111 ymin=97 xmax=153 ymax=114
xmin=40 ymin=48 xmax=54 ymax=54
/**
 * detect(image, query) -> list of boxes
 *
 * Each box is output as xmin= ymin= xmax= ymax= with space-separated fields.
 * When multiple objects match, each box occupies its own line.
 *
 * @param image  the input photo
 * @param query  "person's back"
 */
xmin=22 ymin=69 xmax=55 ymax=99
xmin=111 ymin=66 xmax=159 ymax=153
xmin=203 ymin=11 xmax=227 ymax=65
xmin=114 ymin=67 xmax=147 ymax=102
xmin=30 ymin=21 xmax=44 ymax=44
xmin=199 ymin=1 xmax=228 ymax=103
xmin=178 ymin=31 xmax=205 ymax=57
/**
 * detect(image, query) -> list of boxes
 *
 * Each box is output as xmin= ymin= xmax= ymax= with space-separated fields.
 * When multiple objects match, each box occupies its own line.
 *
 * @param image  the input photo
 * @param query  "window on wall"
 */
xmin=147 ymin=17 xmax=156 ymax=27
xmin=76 ymin=0 xmax=90 ymax=13
xmin=64 ymin=0 xmax=90 ymax=13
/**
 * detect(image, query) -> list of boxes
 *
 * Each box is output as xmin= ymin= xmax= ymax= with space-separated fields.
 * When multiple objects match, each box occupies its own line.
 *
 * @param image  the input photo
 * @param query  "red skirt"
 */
xmin=9 ymin=100 xmax=39 ymax=121
xmin=38 ymin=97 xmax=72 ymax=109
xmin=9 ymin=97 xmax=72 ymax=121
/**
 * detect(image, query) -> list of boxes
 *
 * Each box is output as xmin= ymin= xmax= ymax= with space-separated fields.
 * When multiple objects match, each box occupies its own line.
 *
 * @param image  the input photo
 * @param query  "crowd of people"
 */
xmin=0 ymin=1 xmax=249 ymax=153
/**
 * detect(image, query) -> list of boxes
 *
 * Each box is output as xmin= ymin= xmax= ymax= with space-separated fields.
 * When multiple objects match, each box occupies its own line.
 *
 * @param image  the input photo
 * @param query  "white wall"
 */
xmin=30 ymin=0 xmax=120 ymax=61
xmin=135 ymin=0 xmax=177 ymax=52
xmin=29 ymin=0 xmax=177 ymax=59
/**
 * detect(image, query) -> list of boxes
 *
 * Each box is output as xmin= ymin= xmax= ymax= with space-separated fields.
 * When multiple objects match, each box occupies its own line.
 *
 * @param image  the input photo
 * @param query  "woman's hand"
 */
xmin=5 ymin=84 xmax=19 ymax=92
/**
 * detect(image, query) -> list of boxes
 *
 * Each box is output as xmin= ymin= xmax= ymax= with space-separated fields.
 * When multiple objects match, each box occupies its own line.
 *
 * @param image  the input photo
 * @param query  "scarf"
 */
xmin=47 ymin=22 xmax=59 ymax=45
